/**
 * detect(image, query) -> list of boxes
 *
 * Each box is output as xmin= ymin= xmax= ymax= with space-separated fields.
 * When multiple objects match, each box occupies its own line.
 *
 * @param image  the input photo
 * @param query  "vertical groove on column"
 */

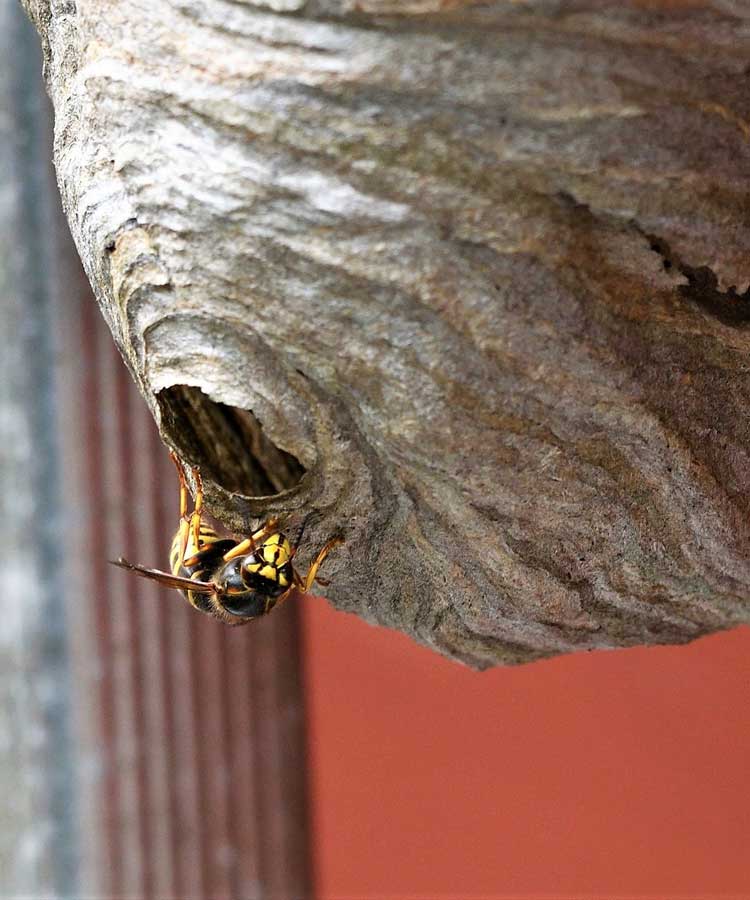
xmin=79 ymin=291 xmax=121 ymax=898
xmin=225 ymin=625 xmax=263 ymax=899
xmin=135 ymin=400 xmax=175 ymax=899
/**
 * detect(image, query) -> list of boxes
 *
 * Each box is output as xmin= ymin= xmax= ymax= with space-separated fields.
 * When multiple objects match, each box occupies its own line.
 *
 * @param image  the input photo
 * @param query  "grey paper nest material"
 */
xmin=23 ymin=0 xmax=750 ymax=667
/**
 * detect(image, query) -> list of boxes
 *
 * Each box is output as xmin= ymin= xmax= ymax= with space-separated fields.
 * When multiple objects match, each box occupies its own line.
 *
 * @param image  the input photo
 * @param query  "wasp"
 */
xmin=111 ymin=452 xmax=341 ymax=624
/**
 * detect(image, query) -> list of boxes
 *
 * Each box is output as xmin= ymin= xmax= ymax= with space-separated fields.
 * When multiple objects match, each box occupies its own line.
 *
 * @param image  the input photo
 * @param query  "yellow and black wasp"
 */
xmin=112 ymin=453 xmax=341 ymax=624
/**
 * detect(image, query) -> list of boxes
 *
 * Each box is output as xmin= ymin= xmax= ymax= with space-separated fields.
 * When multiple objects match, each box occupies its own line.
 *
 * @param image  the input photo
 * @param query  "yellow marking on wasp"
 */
xmin=258 ymin=564 xmax=277 ymax=581
xmin=261 ymin=537 xmax=291 ymax=566
xmin=276 ymin=542 xmax=291 ymax=566
xmin=170 ymin=543 xmax=182 ymax=575
xmin=278 ymin=572 xmax=289 ymax=587
xmin=245 ymin=562 xmax=262 ymax=574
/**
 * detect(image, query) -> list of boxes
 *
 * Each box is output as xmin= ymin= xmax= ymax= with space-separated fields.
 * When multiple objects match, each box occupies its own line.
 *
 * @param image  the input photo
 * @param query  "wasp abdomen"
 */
xmin=170 ymin=534 xmax=235 ymax=613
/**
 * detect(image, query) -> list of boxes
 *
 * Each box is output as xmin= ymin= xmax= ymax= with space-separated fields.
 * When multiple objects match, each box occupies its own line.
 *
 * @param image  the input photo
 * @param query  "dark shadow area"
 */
xmin=647 ymin=233 xmax=750 ymax=327
xmin=157 ymin=384 xmax=306 ymax=497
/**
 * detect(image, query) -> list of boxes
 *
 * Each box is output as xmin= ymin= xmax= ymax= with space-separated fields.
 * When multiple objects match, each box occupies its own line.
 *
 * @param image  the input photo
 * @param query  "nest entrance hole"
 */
xmin=157 ymin=385 xmax=305 ymax=497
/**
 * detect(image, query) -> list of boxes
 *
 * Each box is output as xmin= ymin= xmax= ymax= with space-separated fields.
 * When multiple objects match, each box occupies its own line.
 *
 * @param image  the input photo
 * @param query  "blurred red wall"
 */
xmin=303 ymin=602 xmax=750 ymax=899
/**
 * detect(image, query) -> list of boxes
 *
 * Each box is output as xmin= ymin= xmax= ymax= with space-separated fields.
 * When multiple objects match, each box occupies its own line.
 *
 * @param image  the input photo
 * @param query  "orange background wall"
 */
xmin=303 ymin=604 xmax=750 ymax=899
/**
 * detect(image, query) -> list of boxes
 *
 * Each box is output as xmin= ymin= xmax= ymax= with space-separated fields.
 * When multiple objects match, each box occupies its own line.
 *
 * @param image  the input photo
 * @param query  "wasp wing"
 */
xmin=110 ymin=557 xmax=217 ymax=594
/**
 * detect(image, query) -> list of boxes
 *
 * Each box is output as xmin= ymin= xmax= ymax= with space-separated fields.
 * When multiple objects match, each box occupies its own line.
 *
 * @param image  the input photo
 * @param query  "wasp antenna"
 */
xmin=290 ymin=513 xmax=314 ymax=560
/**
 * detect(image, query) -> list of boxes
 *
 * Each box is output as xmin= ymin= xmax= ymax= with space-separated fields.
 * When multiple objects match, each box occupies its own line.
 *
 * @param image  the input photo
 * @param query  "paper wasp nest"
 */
xmin=22 ymin=0 xmax=750 ymax=666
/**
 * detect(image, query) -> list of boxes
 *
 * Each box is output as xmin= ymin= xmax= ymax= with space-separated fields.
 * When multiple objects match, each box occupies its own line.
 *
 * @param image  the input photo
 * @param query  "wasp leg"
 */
xmin=263 ymin=585 xmax=294 ymax=616
xmin=299 ymin=537 xmax=343 ymax=593
xmin=170 ymin=452 xmax=190 ymax=518
xmin=170 ymin=453 xmax=208 ymax=567
xmin=188 ymin=466 xmax=204 ymax=559
xmin=222 ymin=517 xmax=281 ymax=562
xmin=170 ymin=451 xmax=193 ymax=564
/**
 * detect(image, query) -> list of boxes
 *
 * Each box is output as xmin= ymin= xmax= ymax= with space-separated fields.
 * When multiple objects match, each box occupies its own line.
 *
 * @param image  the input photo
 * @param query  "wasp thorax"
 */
xmin=239 ymin=533 xmax=294 ymax=595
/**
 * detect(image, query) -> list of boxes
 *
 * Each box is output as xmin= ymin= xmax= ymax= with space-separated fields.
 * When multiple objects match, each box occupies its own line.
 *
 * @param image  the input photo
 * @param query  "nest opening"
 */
xmin=157 ymin=384 xmax=305 ymax=497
